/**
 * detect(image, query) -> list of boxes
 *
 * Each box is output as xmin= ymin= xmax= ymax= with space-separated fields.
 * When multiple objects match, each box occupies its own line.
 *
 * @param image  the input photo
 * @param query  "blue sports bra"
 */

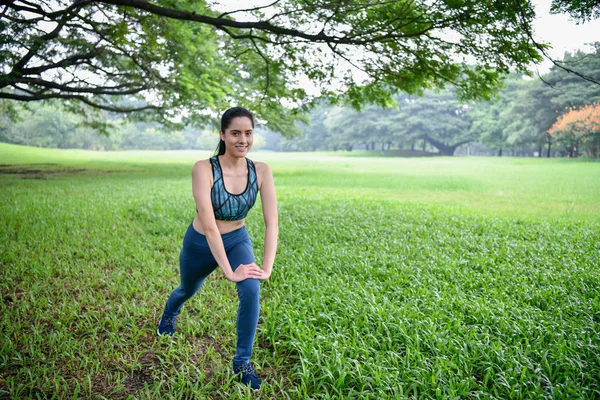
xmin=209 ymin=156 xmax=258 ymax=221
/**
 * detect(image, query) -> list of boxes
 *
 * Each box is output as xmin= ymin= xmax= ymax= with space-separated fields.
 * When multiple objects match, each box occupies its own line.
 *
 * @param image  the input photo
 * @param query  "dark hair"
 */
xmin=215 ymin=107 xmax=255 ymax=156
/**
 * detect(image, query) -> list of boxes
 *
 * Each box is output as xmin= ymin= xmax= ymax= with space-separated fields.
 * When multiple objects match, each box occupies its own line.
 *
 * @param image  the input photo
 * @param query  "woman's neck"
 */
xmin=219 ymin=153 xmax=246 ymax=169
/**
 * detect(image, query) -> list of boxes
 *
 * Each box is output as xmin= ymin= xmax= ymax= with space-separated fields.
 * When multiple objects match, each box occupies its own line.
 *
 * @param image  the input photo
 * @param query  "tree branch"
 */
xmin=420 ymin=133 xmax=472 ymax=151
xmin=16 ymin=77 xmax=147 ymax=95
xmin=0 ymin=91 xmax=160 ymax=112
xmin=18 ymin=48 xmax=105 ymax=76
xmin=80 ymin=60 xmax=140 ymax=80
xmin=11 ymin=5 xmax=80 ymax=72
xmin=95 ymin=0 xmax=434 ymax=45
xmin=0 ymin=5 xmax=9 ymax=20
xmin=2 ymin=2 xmax=44 ymax=16
xmin=214 ymin=25 xmax=273 ymax=44
xmin=514 ymin=0 xmax=600 ymax=86
xmin=217 ymin=0 xmax=282 ymax=19
xmin=250 ymin=36 xmax=270 ymax=108
xmin=326 ymin=42 xmax=367 ymax=75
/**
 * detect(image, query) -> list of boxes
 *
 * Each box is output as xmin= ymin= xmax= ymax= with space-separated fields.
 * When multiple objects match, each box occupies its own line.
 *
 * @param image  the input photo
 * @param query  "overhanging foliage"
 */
xmin=0 ymin=0 xmax=553 ymax=133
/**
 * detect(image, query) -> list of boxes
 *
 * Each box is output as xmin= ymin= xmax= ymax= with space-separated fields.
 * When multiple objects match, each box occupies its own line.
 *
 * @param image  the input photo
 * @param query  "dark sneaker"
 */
xmin=233 ymin=361 xmax=262 ymax=390
xmin=157 ymin=315 xmax=177 ymax=336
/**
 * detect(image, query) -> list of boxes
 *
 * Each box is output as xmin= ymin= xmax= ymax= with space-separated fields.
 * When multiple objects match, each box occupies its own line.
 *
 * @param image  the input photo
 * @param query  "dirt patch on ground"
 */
xmin=122 ymin=369 xmax=154 ymax=392
xmin=88 ymin=349 xmax=159 ymax=399
xmin=0 ymin=163 xmax=124 ymax=179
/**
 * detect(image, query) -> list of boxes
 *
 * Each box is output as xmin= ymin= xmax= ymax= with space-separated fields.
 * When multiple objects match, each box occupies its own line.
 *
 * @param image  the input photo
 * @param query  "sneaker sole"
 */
xmin=157 ymin=328 xmax=175 ymax=337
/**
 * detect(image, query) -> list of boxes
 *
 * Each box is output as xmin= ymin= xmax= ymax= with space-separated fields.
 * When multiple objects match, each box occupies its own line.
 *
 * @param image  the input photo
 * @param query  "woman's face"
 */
xmin=221 ymin=116 xmax=254 ymax=157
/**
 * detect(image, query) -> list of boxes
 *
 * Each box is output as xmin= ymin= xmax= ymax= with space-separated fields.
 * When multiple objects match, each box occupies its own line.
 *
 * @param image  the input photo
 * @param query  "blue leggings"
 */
xmin=162 ymin=223 xmax=260 ymax=364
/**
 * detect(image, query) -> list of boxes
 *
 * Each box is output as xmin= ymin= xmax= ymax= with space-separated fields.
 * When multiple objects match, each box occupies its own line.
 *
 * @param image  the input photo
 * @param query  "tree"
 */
xmin=550 ymin=0 xmax=600 ymax=23
xmin=470 ymin=102 xmax=508 ymax=156
xmin=469 ymin=74 xmax=541 ymax=156
xmin=548 ymin=103 xmax=600 ymax=157
xmin=1 ymin=0 xmax=545 ymax=134
xmin=499 ymin=79 xmax=556 ymax=157
xmin=543 ymin=44 xmax=600 ymax=110
xmin=394 ymin=90 xmax=474 ymax=155
xmin=278 ymin=102 xmax=334 ymax=151
xmin=481 ymin=45 xmax=600 ymax=157
xmin=324 ymin=105 xmax=398 ymax=151
xmin=319 ymin=89 xmax=475 ymax=155
xmin=0 ymin=100 xmax=13 ymax=135
xmin=1 ymin=101 xmax=76 ymax=148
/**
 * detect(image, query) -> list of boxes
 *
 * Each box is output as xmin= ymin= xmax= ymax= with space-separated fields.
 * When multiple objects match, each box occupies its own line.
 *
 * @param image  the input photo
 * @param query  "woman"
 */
xmin=157 ymin=107 xmax=278 ymax=390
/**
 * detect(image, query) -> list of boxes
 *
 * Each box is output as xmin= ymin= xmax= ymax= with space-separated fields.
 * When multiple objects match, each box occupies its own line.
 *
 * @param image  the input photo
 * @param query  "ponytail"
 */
xmin=215 ymin=139 xmax=226 ymax=156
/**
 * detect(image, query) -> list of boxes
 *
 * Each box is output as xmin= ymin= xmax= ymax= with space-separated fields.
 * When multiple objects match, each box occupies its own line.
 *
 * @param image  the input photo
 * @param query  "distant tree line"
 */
xmin=1 ymin=44 xmax=599 ymax=158
xmin=0 ymin=102 xmax=267 ymax=152
xmin=275 ymin=44 xmax=600 ymax=157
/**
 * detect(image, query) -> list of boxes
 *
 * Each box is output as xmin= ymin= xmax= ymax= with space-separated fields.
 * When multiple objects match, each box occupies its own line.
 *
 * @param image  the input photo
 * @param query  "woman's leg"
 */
xmin=228 ymin=240 xmax=260 ymax=365
xmin=162 ymin=250 xmax=217 ymax=317
xmin=162 ymin=225 xmax=218 ymax=318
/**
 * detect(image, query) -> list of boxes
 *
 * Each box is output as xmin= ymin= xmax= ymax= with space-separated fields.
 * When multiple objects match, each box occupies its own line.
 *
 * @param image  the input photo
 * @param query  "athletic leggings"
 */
xmin=162 ymin=223 xmax=260 ymax=364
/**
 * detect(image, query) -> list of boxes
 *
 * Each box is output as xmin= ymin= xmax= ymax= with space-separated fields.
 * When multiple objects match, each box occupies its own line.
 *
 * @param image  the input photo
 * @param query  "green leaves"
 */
xmin=1 ymin=0 xmax=556 ymax=136
xmin=550 ymin=0 xmax=600 ymax=22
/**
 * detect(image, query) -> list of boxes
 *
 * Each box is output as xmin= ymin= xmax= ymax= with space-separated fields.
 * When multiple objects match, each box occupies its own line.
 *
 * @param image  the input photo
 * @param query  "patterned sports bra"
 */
xmin=209 ymin=156 xmax=258 ymax=221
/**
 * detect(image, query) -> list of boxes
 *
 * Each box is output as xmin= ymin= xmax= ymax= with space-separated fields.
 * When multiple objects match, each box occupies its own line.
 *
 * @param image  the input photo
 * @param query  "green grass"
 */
xmin=1 ymin=142 xmax=599 ymax=399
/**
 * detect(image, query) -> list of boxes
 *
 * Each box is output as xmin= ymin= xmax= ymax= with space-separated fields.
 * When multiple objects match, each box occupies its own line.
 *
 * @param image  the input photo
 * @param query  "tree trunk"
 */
xmin=498 ymin=148 xmax=502 ymax=157
xmin=420 ymin=135 xmax=471 ymax=156
xmin=568 ymin=139 xmax=575 ymax=157
xmin=547 ymin=142 xmax=552 ymax=158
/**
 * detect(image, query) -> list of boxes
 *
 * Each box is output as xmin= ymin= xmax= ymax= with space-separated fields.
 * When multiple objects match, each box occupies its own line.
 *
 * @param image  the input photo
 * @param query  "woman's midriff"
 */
xmin=192 ymin=216 xmax=245 ymax=235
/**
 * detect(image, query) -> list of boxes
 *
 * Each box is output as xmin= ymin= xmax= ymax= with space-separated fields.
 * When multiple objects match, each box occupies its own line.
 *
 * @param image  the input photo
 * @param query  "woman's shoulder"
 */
xmin=252 ymin=160 xmax=272 ymax=175
xmin=194 ymin=158 xmax=212 ymax=167
xmin=192 ymin=158 xmax=214 ymax=174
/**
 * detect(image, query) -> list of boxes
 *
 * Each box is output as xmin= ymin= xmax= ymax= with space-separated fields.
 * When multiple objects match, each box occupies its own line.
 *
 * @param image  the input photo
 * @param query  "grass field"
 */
xmin=1 ymin=142 xmax=599 ymax=399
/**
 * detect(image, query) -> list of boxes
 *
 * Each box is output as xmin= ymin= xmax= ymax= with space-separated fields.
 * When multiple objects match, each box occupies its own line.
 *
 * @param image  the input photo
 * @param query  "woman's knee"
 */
xmin=179 ymin=277 xmax=205 ymax=298
xmin=237 ymin=279 xmax=260 ymax=300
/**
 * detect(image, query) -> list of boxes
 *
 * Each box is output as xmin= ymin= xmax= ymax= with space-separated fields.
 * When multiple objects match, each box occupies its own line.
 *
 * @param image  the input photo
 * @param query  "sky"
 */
xmin=531 ymin=0 xmax=600 ymax=74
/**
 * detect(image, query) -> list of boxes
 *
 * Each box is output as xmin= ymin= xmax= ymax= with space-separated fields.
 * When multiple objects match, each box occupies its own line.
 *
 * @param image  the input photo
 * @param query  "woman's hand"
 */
xmin=228 ymin=263 xmax=263 ymax=282
xmin=256 ymin=268 xmax=271 ymax=281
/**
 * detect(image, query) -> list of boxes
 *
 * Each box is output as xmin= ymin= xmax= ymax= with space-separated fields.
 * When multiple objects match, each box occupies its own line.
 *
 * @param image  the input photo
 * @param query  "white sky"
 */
xmin=531 ymin=0 xmax=600 ymax=74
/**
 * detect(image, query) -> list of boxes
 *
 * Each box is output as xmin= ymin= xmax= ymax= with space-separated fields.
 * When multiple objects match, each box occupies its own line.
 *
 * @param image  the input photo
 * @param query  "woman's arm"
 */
xmin=256 ymin=162 xmax=278 ymax=279
xmin=192 ymin=160 xmax=262 ymax=282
